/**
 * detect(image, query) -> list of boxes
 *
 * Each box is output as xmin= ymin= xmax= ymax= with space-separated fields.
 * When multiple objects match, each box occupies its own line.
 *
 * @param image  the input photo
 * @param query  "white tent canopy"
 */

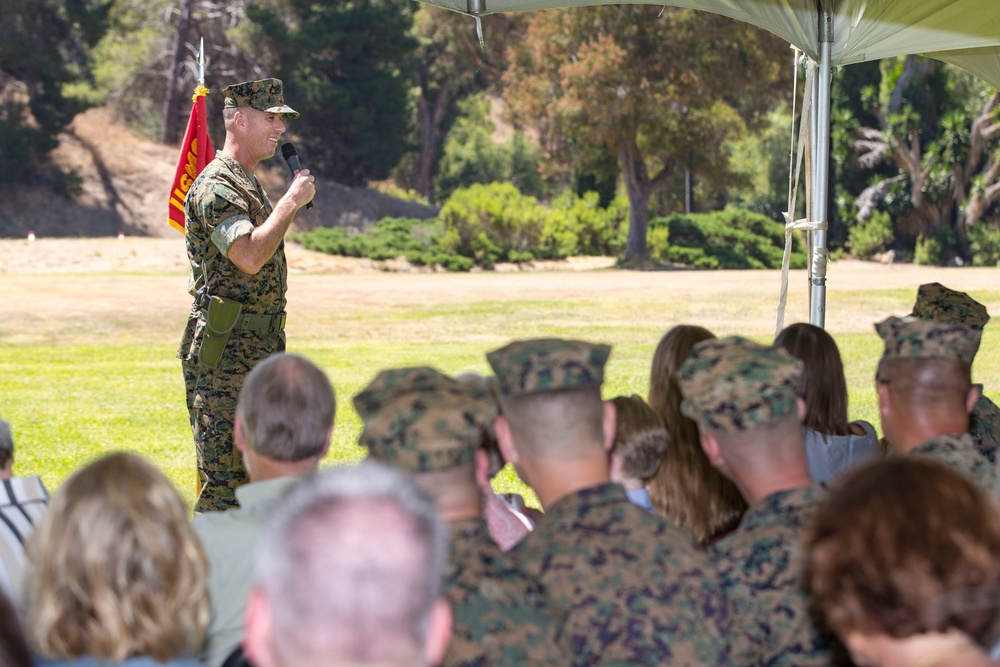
xmin=416 ymin=0 xmax=1000 ymax=327
xmin=417 ymin=0 xmax=1000 ymax=89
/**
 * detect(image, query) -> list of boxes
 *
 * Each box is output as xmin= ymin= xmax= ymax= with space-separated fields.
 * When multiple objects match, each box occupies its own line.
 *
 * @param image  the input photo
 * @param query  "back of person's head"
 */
xmin=609 ymin=394 xmax=668 ymax=482
xmin=25 ymin=452 xmax=208 ymax=663
xmin=249 ymin=461 xmax=450 ymax=667
xmin=646 ymin=325 xmax=746 ymax=543
xmin=875 ymin=315 xmax=976 ymax=429
xmin=649 ymin=325 xmax=716 ymax=428
xmin=804 ymin=457 xmax=1000 ymax=646
xmin=237 ymin=353 xmax=336 ymax=462
xmin=0 ymin=587 xmax=32 ymax=667
xmin=487 ymin=338 xmax=611 ymax=460
xmin=501 ymin=386 xmax=605 ymax=459
xmin=775 ymin=322 xmax=852 ymax=436
xmin=0 ymin=416 xmax=13 ymax=471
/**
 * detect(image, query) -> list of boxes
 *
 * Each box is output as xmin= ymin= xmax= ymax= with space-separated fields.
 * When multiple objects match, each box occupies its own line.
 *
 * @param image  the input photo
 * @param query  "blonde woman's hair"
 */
xmin=25 ymin=452 xmax=209 ymax=662
xmin=647 ymin=325 xmax=748 ymax=544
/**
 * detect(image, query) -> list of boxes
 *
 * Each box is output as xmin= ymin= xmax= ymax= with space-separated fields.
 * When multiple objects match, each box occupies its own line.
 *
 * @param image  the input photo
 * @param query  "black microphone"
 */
xmin=281 ymin=142 xmax=313 ymax=210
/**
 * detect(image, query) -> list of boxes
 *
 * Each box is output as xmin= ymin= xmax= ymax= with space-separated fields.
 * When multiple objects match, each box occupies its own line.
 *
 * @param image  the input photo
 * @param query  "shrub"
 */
xmin=291 ymin=218 xmax=476 ymax=271
xmin=913 ymin=233 xmax=942 ymax=266
xmin=847 ymin=211 xmax=894 ymax=259
xmin=647 ymin=210 xmax=805 ymax=270
xmin=438 ymin=183 xmax=547 ymax=266
xmin=968 ymin=222 xmax=1000 ymax=266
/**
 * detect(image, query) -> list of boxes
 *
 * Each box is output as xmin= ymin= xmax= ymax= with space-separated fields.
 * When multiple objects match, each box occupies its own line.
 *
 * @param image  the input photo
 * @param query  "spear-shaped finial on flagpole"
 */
xmin=192 ymin=38 xmax=209 ymax=102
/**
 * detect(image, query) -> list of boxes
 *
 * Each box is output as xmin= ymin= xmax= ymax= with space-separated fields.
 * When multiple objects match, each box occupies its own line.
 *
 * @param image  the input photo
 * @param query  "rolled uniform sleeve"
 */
xmin=192 ymin=181 xmax=256 ymax=257
xmin=213 ymin=215 xmax=255 ymax=257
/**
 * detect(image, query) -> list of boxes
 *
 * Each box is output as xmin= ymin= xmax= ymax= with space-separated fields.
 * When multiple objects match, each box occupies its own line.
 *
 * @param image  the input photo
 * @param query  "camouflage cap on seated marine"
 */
xmin=486 ymin=338 xmax=611 ymax=397
xmin=876 ymin=315 xmax=981 ymax=366
xmin=678 ymin=336 xmax=803 ymax=433
xmin=222 ymin=78 xmax=299 ymax=118
xmin=353 ymin=367 xmax=497 ymax=472
xmin=911 ymin=282 xmax=990 ymax=330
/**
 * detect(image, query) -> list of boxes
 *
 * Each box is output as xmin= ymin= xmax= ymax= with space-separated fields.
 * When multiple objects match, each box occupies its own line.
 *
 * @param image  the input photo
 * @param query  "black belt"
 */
xmin=199 ymin=310 xmax=286 ymax=333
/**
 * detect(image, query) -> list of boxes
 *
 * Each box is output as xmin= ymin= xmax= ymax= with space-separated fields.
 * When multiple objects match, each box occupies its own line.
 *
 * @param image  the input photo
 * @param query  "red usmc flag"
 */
xmin=168 ymin=85 xmax=215 ymax=234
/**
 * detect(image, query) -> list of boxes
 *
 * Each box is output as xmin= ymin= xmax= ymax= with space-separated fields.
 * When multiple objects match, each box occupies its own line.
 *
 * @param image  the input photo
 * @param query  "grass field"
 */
xmin=3 ymin=239 xmax=1000 ymax=509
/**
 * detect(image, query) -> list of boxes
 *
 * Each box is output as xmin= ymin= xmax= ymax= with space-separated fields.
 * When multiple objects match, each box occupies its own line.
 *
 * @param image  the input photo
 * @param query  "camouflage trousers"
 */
xmin=181 ymin=327 xmax=285 ymax=513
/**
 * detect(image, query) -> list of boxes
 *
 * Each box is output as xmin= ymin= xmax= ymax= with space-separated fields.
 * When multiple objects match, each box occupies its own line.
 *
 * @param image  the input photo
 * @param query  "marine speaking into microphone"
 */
xmin=282 ymin=142 xmax=314 ymax=210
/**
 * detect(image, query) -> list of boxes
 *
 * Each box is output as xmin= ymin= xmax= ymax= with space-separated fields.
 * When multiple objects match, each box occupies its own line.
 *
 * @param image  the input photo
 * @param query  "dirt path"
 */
xmin=2 ymin=238 xmax=999 ymax=346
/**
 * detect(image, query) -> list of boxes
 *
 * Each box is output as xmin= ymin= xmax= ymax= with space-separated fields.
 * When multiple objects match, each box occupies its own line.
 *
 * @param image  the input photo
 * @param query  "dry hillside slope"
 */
xmin=0 ymin=106 xmax=436 ymax=239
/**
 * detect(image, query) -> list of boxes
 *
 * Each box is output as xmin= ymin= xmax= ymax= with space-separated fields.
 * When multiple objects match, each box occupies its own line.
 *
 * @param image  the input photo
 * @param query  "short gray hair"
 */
xmin=237 ymin=354 xmax=336 ymax=462
xmin=0 ymin=417 xmax=13 ymax=470
xmin=255 ymin=461 xmax=448 ymax=667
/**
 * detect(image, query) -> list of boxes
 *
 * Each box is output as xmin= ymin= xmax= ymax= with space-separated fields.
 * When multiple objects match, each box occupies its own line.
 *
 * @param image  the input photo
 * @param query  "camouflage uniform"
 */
xmin=678 ymin=337 xmax=838 ymax=667
xmin=353 ymin=367 xmax=568 ymax=667
xmin=177 ymin=79 xmax=298 ymax=512
xmin=910 ymin=282 xmax=999 ymax=481
xmin=875 ymin=316 xmax=992 ymax=491
xmin=487 ymin=339 xmax=731 ymax=667
xmin=911 ymin=432 xmax=994 ymax=490
xmin=709 ymin=486 xmax=837 ymax=667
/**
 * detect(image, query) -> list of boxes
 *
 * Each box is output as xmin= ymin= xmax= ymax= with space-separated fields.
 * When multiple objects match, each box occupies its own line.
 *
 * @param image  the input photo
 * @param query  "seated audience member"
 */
xmin=0 ymin=416 xmax=48 ymax=602
xmin=24 ymin=452 xmax=208 ymax=667
xmin=647 ymin=325 xmax=747 ymax=544
xmin=804 ymin=457 xmax=1000 ymax=667
xmin=910 ymin=282 xmax=999 ymax=482
xmin=875 ymin=316 xmax=992 ymax=489
xmin=609 ymin=394 xmax=667 ymax=513
xmin=0 ymin=586 xmax=33 ymax=667
xmin=775 ymin=322 xmax=880 ymax=482
xmin=489 ymin=337 xmax=729 ymax=667
xmin=678 ymin=336 xmax=840 ymax=667
xmin=456 ymin=372 xmax=533 ymax=550
xmin=192 ymin=353 xmax=335 ymax=667
xmin=243 ymin=462 xmax=452 ymax=667
xmin=355 ymin=367 xmax=567 ymax=666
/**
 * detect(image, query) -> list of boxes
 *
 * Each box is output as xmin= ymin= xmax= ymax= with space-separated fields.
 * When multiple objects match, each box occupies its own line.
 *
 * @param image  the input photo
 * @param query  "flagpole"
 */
xmin=198 ymin=38 xmax=205 ymax=86
xmin=168 ymin=37 xmax=215 ymax=234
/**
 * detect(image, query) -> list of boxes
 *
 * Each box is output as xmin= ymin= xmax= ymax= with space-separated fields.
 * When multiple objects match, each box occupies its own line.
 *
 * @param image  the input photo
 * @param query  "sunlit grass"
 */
xmin=3 ymin=267 xmax=999 ymax=510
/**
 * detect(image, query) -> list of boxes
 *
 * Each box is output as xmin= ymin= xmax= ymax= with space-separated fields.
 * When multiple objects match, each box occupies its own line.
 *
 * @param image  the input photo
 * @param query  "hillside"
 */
xmin=0 ymin=107 xmax=437 ymax=239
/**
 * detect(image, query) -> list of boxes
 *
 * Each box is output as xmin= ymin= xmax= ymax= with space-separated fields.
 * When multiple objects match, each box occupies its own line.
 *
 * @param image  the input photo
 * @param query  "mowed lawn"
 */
xmin=2 ymin=243 xmax=999 ymax=509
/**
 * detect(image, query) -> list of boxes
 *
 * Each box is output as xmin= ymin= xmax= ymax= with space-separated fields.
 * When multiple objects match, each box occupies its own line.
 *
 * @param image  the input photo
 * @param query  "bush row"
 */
xmin=292 ymin=183 xmax=805 ymax=271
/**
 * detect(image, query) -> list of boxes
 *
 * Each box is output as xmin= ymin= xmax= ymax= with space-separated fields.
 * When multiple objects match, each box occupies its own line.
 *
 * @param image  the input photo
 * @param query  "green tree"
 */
xmin=243 ymin=0 xmax=418 ymax=186
xmin=401 ymin=7 xmax=525 ymax=200
xmin=0 ymin=0 xmax=109 ymax=185
xmin=851 ymin=56 xmax=1000 ymax=261
xmin=503 ymin=6 xmax=789 ymax=261
xmin=434 ymin=93 xmax=544 ymax=201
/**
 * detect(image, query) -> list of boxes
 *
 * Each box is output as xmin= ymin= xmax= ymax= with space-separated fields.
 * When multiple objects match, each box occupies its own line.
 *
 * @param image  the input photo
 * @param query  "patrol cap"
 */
xmin=911 ymin=282 xmax=990 ymax=330
xmin=678 ymin=336 xmax=803 ymax=433
xmin=486 ymin=338 xmax=611 ymax=397
xmin=876 ymin=315 xmax=981 ymax=366
xmin=354 ymin=367 xmax=497 ymax=472
xmin=222 ymin=78 xmax=299 ymax=118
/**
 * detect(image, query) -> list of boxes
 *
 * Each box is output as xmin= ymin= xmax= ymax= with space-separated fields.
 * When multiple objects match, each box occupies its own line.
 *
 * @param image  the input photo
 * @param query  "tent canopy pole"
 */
xmin=809 ymin=2 xmax=832 ymax=328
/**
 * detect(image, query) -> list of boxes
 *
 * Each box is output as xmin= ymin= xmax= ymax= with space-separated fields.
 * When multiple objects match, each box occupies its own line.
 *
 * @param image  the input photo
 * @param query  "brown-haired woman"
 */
xmin=647 ymin=324 xmax=747 ymax=545
xmin=804 ymin=457 xmax=1000 ymax=667
xmin=774 ymin=322 xmax=879 ymax=483
xmin=25 ymin=452 xmax=209 ymax=667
